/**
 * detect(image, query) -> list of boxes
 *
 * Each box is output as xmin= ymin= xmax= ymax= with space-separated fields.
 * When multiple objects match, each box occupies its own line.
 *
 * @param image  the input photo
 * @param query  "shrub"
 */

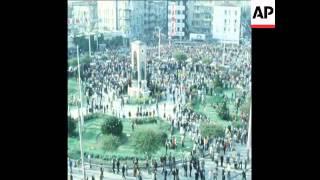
xmin=102 ymin=135 xmax=121 ymax=151
xmin=101 ymin=116 xmax=123 ymax=136
xmin=200 ymin=123 xmax=225 ymax=138
xmin=133 ymin=129 xmax=166 ymax=156
xmin=68 ymin=116 xmax=77 ymax=137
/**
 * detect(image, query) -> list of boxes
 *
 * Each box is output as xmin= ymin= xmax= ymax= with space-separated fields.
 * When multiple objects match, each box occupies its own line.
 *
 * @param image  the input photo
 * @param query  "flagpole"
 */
xmin=76 ymin=45 xmax=86 ymax=180
xmin=158 ymin=27 xmax=161 ymax=60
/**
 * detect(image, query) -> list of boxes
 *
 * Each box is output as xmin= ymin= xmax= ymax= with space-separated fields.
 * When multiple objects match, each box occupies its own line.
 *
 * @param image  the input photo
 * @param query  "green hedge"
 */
xmin=68 ymin=116 xmax=78 ymax=137
xmin=83 ymin=113 xmax=102 ymax=122
xmin=127 ymin=96 xmax=152 ymax=105
xmin=135 ymin=117 xmax=158 ymax=125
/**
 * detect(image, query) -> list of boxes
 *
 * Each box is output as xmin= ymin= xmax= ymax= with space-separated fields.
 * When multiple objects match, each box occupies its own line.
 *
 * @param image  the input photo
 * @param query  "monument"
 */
xmin=128 ymin=41 xmax=149 ymax=97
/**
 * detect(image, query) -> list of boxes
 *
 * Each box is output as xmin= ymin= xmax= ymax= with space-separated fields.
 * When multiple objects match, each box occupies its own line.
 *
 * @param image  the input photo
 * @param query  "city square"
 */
xmin=68 ymin=1 xmax=251 ymax=180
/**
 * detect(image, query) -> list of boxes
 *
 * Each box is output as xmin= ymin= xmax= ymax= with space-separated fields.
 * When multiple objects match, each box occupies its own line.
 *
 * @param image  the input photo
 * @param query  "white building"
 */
xmin=168 ymin=0 xmax=186 ymax=39
xmin=97 ymin=0 xmax=131 ymax=36
xmin=212 ymin=5 xmax=241 ymax=44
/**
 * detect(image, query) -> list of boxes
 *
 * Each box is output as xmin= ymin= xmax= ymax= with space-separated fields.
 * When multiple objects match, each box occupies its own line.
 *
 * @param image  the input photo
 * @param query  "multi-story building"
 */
xmin=68 ymin=0 xmax=98 ymax=35
xmin=168 ymin=0 xmax=187 ymax=39
xmin=212 ymin=4 xmax=241 ymax=44
xmin=97 ymin=0 xmax=167 ymax=42
xmin=97 ymin=0 xmax=131 ymax=36
xmin=186 ymin=1 xmax=213 ymax=39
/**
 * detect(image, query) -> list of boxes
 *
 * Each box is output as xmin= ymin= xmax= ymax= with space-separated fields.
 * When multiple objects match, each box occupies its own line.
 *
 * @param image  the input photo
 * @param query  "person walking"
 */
xmin=189 ymin=159 xmax=193 ymax=177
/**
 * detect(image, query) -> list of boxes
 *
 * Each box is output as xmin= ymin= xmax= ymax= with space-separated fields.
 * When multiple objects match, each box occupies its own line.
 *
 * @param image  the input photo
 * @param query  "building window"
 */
xmin=225 ymin=10 xmax=227 ymax=15
xmin=235 ymin=19 xmax=237 ymax=24
xmin=177 ymin=27 xmax=180 ymax=31
xmin=234 ymin=28 xmax=237 ymax=32
xmin=177 ymin=10 xmax=180 ymax=14
xmin=224 ymin=27 xmax=226 ymax=32
xmin=235 ymin=11 xmax=237 ymax=16
xmin=177 ymin=19 xmax=180 ymax=23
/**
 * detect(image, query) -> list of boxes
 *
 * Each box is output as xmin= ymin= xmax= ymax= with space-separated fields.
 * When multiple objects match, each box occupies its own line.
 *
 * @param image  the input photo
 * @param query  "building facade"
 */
xmin=186 ymin=1 xmax=213 ymax=39
xmin=212 ymin=5 xmax=241 ymax=44
xmin=168 ymin=0 xmax=186 ymax=39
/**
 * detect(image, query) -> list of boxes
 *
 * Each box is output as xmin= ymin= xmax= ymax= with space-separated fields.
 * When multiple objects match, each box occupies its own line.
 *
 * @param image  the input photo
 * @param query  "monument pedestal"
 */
xmin=128 ymin=80 xmax=149 ymax=97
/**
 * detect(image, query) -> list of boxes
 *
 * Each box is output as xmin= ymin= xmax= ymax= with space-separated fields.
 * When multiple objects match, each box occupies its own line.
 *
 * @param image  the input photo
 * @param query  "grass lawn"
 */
xmin=193 ymin=94 xmax=231 ymax=127
xmin=68 ymin=115 xmax=194 ymax=160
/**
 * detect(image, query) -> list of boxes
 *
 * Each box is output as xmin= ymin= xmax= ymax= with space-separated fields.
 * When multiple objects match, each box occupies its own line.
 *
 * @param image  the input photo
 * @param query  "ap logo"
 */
xmin=251 ymin=0 xmax=275 ymax=28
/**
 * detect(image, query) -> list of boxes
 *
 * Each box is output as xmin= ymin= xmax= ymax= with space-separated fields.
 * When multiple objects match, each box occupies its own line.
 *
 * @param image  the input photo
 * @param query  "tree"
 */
xmin=214 ymin=76 xmax=223 ymax=89
xmin=133 ymin=129 xmax=166 ymax=156
xmin=218 ymin=102 xmax=231 ymax=121
xmin=200 ymin=123 xmax=224 ymax=138
xmin=202 ymin=56 xmax=212 ymax=65
xmin=101 ymin=116 xmax=123 ymax=136
xmin=102 ymin=135 xmax=121 ymax=151
xmin=68 ymin=116 xmax=77 ymax=137
xmin=174 ymin=51 xmax=188 ymax=63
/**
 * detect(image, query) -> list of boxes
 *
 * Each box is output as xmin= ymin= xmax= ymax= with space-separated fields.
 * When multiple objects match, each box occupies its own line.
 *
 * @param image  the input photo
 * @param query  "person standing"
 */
xmin=189 ymin=159 xmax=193 ymax=177
xmin=164 ymin=168 xmax=168 ymax=180
xmin=208 ymin=169 xmax=212 ymax=180
xmin=99 ymin=165 xmax=104 ymax=180
xmin=195 ymin=168 xmax=199 ymax=180
xmin=122 ymin=164 xmax=126 ymax=179
xmin=112 ymin=158 xmax=116 ymax=174
xmin=220 ymin=154 xmax=224 ymax=167
xmin=213 ymin=168 xmax=218 ymax=180
xmin=125 ymin=161 xmax=128 ymax=176
xmin=69 ymin=158 xmax=73 ymax=173
xmin=117 ymin=158 xmax=120 ymax=174
xmin=183 ymin=162 xmax=188 ymax=177
xmin=242 ymin=170 xmax=247 ymax=180
xmin=222 ymin=169 xmax=225 ymax=180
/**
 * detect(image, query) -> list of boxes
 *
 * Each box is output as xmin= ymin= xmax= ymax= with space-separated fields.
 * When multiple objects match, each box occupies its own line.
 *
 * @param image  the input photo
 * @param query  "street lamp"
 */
xmin=76 ymin=45 xmax=86 ymax=179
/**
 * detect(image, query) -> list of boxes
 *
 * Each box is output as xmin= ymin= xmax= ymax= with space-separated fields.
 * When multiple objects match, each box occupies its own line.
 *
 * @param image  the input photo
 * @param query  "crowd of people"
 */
xmin=68 ymin=41 xmax=251 ymax=180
